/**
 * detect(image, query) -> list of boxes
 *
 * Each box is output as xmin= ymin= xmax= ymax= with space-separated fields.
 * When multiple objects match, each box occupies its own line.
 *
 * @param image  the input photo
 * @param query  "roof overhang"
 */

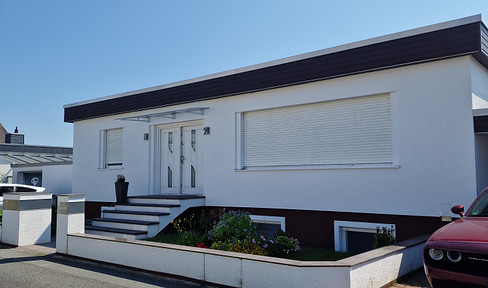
xmin=64 ymin=15 xmax=488 ymax=123
xmin=474 ymin=109 xmax=488 ymax=133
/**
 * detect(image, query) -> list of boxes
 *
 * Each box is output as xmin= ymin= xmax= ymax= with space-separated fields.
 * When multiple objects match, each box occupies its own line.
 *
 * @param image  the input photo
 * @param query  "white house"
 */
xmin=64 ymin=15 xmax=488 ymax=252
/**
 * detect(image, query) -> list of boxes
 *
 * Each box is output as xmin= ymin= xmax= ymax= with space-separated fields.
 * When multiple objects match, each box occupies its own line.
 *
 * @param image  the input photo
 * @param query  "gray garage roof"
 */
xmin=0 ymin=144 xmax=73 ymax=167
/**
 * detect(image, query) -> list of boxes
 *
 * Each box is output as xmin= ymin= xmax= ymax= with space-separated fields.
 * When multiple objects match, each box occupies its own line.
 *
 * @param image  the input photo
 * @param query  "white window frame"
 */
xmin=235 ymin=93 xmax=399 ymax=171
xmin=334 ymin=220 xmax=396 ymax=252
xmin=99 ymin=128 xmax=123 ymax=169
xmin=250 ymin=215 xmax=286 ymax=232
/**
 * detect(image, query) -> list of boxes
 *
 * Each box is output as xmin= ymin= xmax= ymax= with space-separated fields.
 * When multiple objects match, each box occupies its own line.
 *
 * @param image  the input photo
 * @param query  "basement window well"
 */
xmin=334 ymin=221 xmax=395 ymax=254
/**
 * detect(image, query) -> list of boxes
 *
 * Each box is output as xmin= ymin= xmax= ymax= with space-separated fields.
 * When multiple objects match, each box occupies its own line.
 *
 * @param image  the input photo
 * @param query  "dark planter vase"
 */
xmin=115 ymin=181 xmax=129 ymax=204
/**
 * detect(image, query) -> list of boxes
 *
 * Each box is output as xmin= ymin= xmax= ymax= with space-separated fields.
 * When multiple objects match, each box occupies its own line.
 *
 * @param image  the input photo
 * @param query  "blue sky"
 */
xmin=1 ymin=1 xmax=487 ymax=147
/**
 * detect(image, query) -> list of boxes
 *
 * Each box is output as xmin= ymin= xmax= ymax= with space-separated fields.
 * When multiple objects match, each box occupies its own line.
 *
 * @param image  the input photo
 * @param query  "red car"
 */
xmin=424 ymin=188 xmax=488 ymax=288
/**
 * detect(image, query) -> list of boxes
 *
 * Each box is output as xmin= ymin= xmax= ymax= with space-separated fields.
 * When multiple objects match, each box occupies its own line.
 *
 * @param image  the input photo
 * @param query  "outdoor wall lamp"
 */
xmin=203 ymin=127 xmax=210 ymax=135
xmin=144 ymin=133 xmax=149 ymax=141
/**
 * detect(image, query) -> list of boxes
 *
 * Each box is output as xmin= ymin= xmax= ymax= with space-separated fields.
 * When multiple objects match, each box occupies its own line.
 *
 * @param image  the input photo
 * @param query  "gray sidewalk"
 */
xmin=0 ymin=238 xmax=214 ymax=288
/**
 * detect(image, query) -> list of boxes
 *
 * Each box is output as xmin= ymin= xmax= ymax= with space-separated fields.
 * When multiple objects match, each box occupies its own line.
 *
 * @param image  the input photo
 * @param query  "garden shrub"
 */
xmin=208 ymin=210 xmax=256 ymax=243
xmin=178 ymin=231 xmax=206 ymax=247
xmin=210 ymin=241 xmax=230 ymax=251
xmin=172 ymin=213 xmax=207 ymax=246
xmin=374 ymin=226 xmax=396 ymax=248
xmin=274 ymin=235 xmax=300 ymax=255
xmin=228 ymin=240 xmax=268 ymax=256
xmin=167 ymin=209 xmax=303 ymax=258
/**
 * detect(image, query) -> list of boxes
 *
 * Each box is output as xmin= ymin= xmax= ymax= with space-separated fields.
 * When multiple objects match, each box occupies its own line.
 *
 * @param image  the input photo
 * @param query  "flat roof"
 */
xmin=65 ymin=15 xmax=488 ymax=123
xmin=0 ymin=144 xmax=73 ymax=167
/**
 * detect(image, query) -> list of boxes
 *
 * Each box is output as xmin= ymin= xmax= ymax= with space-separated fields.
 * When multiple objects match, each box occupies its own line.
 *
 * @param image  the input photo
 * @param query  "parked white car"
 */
xmin=0 ymin=184 xmax=46 ymax=209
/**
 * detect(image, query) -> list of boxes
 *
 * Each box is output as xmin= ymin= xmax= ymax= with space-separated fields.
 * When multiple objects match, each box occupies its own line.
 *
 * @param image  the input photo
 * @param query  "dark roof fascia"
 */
xmin=0 ymin=144 xmax=73 ymax=155
xmin=473 ymin=21 xmax=488 ymax=67
xmin=64 ymin=19 xmax=487 ymax=123
xmin=474 ymin=115 xmax=488 ymax=133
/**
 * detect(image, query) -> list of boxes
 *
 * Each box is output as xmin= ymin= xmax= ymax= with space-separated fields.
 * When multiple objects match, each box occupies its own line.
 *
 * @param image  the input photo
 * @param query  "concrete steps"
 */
xmin=84 ymin=194 xmax=205 ymax=240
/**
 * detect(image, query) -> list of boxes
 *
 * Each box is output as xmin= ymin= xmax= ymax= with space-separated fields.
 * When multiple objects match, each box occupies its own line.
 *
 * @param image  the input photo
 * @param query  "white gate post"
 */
xmin=56 ymin=194 xmax=85 ymax=254
xmin=1 ymin=192 xmax=52 ymax=246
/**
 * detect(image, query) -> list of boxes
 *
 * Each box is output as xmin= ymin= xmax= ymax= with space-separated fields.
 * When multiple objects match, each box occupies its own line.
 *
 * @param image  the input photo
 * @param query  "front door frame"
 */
xmin=149 ymin=120 xmax=203 ymax=195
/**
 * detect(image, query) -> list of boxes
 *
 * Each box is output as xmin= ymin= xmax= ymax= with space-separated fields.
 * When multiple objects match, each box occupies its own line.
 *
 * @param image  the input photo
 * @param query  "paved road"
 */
xmin=0 ymin=244 xmax=214 ymax=288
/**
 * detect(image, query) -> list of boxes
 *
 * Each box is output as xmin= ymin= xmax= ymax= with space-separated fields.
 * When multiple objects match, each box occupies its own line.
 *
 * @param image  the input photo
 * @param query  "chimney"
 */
xmin=5 ymin=126 xmax=25 ymax=145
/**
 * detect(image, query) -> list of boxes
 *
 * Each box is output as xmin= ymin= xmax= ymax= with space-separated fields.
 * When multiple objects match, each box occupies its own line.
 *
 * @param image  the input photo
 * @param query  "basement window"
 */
xmin=250 ymin=215 xmax=286 ymax=237
xmin=334 ymin=221 xmax=395 ymax=254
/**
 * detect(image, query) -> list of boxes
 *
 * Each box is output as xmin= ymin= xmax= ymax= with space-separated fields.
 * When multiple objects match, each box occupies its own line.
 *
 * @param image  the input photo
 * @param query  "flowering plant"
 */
xmin=196 ymin=243 xmax=208 ymax=248
xmin=274 ymin=235 xmax=300 ymax=255
xmin=116 ymin=174 xmax=125 ymax=182
xmin=251 ymin=235 xmax=274 ymax=250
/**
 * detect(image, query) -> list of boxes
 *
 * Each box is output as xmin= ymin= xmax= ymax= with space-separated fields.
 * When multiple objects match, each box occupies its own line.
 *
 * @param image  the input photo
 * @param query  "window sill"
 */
xmin=235 ymin=163 xmax=399 ymax=171
xmin=98 ymin=166 xmax=124 ymax=171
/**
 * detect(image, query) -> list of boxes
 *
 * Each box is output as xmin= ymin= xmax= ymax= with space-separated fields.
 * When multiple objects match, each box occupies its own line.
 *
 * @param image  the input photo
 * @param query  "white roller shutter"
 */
xmin=243 ymin=94 xmax=392 ymax=167
xmin=105 ymin=128 xmax=123 ymax=166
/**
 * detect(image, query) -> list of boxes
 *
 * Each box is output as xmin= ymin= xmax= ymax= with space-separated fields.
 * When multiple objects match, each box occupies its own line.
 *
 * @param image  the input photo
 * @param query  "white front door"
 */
xmin=160 ymin=125 xmax=202 ymax=194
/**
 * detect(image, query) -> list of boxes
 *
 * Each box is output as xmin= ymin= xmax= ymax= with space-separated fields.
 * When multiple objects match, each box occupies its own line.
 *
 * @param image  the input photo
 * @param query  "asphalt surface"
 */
xmin=0 ymin=240 xmax=215 ymax=288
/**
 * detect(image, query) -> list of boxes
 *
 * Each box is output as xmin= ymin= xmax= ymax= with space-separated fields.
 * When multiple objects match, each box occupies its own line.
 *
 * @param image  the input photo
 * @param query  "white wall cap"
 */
xmin=2 ymin=192 xmax=52 ymax=200
xmin=57 ymin=194 xmax=86 ymax=202
xmin=473 ymin=108 xmax=488 ymax=116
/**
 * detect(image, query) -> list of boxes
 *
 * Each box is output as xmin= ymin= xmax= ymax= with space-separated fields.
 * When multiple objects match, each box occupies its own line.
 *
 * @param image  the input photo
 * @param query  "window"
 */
xmin=334 ymin=221 xmax=395 ymax=253
xmin=101 ymin=128 xmax=123 ymax=168
xmin=240 ymin=94 xmax=392 ymax=168
xmin=250 ymin=215 xmax=286 ymax=237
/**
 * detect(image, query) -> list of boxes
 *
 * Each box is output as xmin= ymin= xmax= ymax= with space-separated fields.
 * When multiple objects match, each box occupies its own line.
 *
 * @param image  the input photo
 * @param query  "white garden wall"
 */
xmin=71 ymin=56 xmax=482 ymax=217
xmin=64 ymin=233 xmax=426 ymax=288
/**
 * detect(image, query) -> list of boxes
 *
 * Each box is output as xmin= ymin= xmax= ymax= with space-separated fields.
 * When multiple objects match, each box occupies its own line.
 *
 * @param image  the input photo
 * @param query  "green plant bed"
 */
xmin=144 ymin=209 xmax=354 ymax=261
xmin=144 ymin=233 xmax=352 ymax=261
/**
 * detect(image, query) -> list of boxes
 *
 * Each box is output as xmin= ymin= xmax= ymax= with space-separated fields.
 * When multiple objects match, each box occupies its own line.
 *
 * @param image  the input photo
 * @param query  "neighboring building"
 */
xmin=0 ymin=123 xmax=7 ymax=144
xmin=64 ymin=15 xmax=488 ymax=251
xmin=0 ymin=126 xmax=73 ymax=194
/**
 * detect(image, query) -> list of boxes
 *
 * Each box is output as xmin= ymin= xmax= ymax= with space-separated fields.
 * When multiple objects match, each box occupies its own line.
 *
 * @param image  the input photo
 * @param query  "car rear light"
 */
xmin=447 ymin=251 xmax=462 ymax=262
xmin=429 ymin=249 xmax=444 ymax=260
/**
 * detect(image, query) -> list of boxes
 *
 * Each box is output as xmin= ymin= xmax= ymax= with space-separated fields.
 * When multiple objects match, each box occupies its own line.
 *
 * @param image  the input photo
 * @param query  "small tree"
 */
xmin=374 ymin=226 xmax=396 ymax=248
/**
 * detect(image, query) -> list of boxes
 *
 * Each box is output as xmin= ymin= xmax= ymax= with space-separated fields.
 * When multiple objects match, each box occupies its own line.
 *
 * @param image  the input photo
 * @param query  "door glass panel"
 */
xmin=168 ymin=132 xmax=173 ymax=153
xmin=168 ymin=166 xmax=173 ymax=188
xmin=191 ymin=129 xmax=197 ymax=151
xmin=191 ymin=165 xmax=196 ymax=188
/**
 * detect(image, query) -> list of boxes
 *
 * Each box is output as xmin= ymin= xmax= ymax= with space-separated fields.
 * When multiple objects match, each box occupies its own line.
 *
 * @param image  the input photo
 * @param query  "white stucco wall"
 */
xmin=0 ymin=163 xmax=10 ymax=182
xmin=71 ymin=56 xmax=483 ymax=217
xmin=13 ymin=164 xmax=72 ymax=195
xmin=471 ymin=59 xmax=488 ymax=109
